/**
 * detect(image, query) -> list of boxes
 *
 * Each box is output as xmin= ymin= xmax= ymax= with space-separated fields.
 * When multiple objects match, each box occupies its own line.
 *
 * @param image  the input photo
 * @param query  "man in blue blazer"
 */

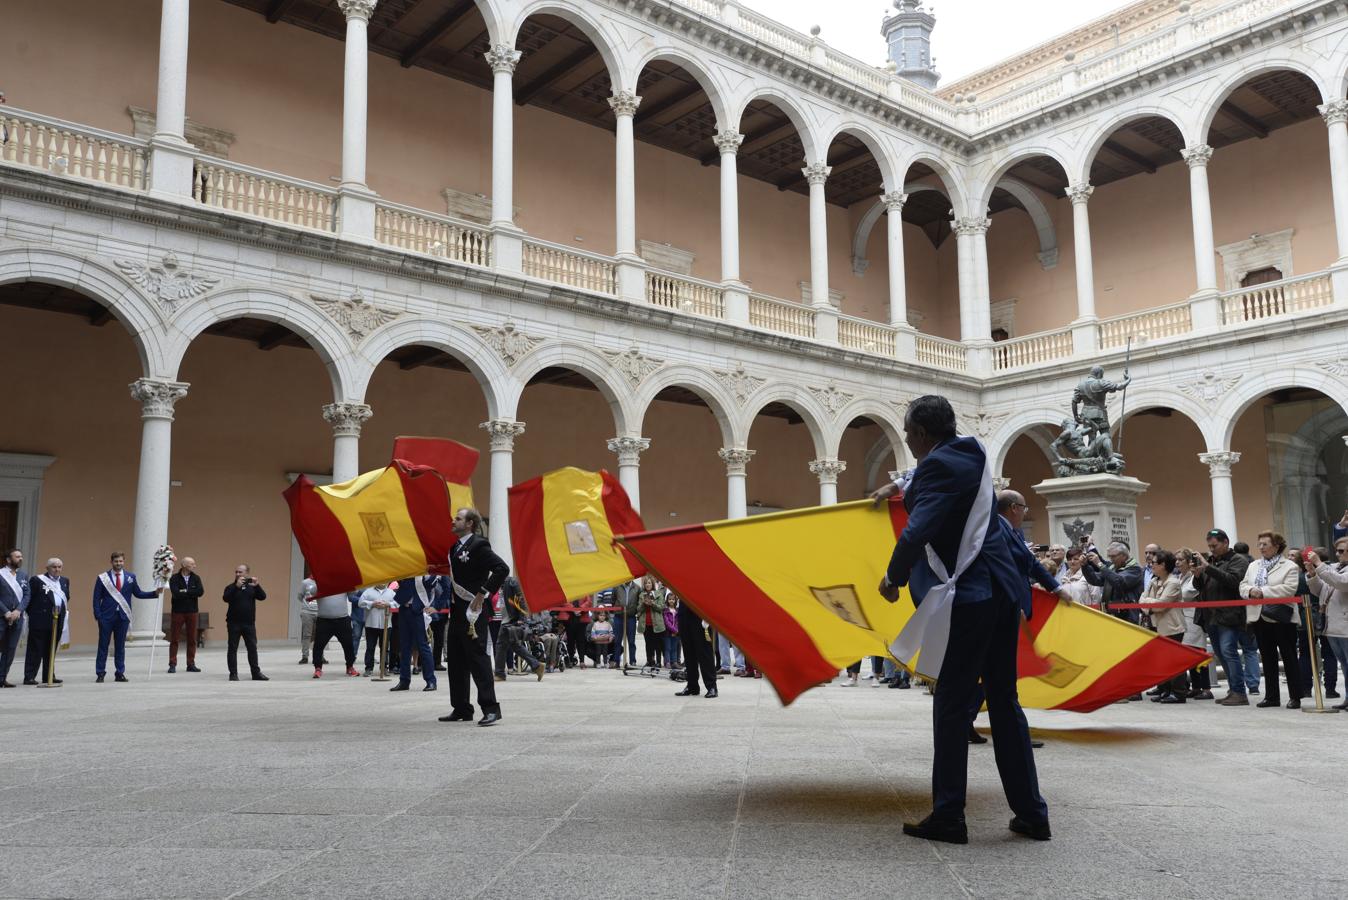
xmin=92 ymin=551 xmax=159 ymax=682
xmin=874 ymin=396 xmax=1050 ymax=844
xmin=389 ymin=574 xmax=439 ymax=693
xmin=0 ymin=548 xmax=31 ymax=688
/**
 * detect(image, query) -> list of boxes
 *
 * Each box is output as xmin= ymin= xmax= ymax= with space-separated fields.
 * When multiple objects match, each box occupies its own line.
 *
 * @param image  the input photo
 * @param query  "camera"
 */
xmin=1032 ymin=544 xmax=1050 ymax=553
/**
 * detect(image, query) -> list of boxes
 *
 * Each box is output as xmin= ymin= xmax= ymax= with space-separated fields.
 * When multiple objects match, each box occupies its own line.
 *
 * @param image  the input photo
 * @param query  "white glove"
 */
xmin=465 ymin=605 xmax=482 ymax=625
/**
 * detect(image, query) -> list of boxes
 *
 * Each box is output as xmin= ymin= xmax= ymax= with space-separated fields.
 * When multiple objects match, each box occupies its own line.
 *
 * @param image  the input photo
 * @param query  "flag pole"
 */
xmin=1117 ymin=335 xmax=1134 ymax=458
xmin=37 ymin=607 xmax=62 ymax=688
xmin=1303 ymin=594 xmax=1339 ymax=714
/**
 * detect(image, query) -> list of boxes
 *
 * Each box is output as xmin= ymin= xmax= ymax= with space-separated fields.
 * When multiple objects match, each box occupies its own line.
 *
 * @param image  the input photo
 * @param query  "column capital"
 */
xmin=1320 ymin=99 xmax=1348 ymax=127
xmin=130 ymin=378 xmax=189 ymax=421
xmin=713 ymin=129 xmax=745 ymax=155
xmin=992 ymin=476 xmax=1011 ymax=492
xmin=802 ymin=162 xmax=831 ymax=186
xmin=717 ymin=447 xmax=756 ymax=476
xmin=881 ymin=191 xmax=908 ymax=212
xmin=336 ymin=0 xmax=377 ymax=22
xmin=608 ymin=90 xmax=642 ymax=117
xmin=485 ymin=44 xmax=521 ymax=75
xmin=808 ymin=458 xmax=847 ymax=484
xmin=322 ymin=401 xmax=372 ymax=436
xmin=1181 ymin=143 xmax=1213 ymax=168
xmin=953 ymin=216 xmax=990 ymax=237
xmin=1065 ymin=182 xmax=1094 ymax=205
xmin=606 ymin=436 xmax=651 ymax=466
xmin=1198 ymin=450 xmax=1241 ymax=477
xmin=481 ymin=419 xmax=526 ymax=452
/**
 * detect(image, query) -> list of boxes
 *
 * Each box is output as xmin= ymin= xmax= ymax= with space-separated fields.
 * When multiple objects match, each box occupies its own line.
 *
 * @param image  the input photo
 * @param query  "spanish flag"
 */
xmin=509 ymin=467 xmax=645 ymax=610
xmin=616 ymin=500 xmax=1206 ymax=707
xmin=283 ymin=460 xmax=456 ymax=596
xmin=391 ymin=435 xmax=477 ymax=513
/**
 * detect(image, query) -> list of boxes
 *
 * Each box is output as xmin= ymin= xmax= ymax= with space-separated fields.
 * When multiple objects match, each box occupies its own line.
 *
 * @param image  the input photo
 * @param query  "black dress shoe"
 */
xmin=96 ymin=674 xmax=105 ymax=683
xmin=1009 ymin=816 xmax=1052 ymax=841
xmin=1030 ymin=740 xmax=1045 ymax=749
xmin=22 ymin=680 xmax=37 ymax=686
xmin=478 ymin=712 xmax=501 ymax=726
xmin=1256 ymin=698 xmax=1280 ymax=708
xmin=0 ymin=681 xmax=14 ymax=688
xmin=1325 ymin=689 xmax=1341 ymax=699
xmin=705 ymin=688 xmax=718 ymax=698
xmin=51 ymin=679 xmax=62 ymax=685
xmin=252 ymin=673 xmax=269 ymax=682
xmin=1286 ymin=699 xmax=1301 ymax=709
xmin=675 ymin=687 xmax=700 ymax=696
xmin=968 ymin=727 xmax=988 ymax=745
xmin=433 ymin=664 xmax=446 ymax=671
xmin=228 ymin=674 xmax=240 ymax=682
xmin=438 ymin=710 xmax=473 ymax=722
xmin=114 ymin=673 xmax=129 ymax=682
xmin=167 ymin=665 xmax=176 ymax=674
xmin=902 ymin=818 xmax=968 ymax=845
xmin=422 ymin=684 xmax=436 ymax=691
xmin=1159 ymin=694 xmax=1186 ymax=704
xmin=186 ymin=665 xmax=201 ymax=673
xmin=390 ymin=683 xmax=410 ymax=692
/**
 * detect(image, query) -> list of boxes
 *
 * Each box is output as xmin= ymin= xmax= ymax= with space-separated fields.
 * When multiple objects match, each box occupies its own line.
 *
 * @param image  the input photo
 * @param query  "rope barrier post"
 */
xmin=37 ymin=607 xmax=62 ymax=688
xmin=1302 ymin=594 xmax=1338 ymax=715
xmin=372 ymin=612 xmax=391 ymax=682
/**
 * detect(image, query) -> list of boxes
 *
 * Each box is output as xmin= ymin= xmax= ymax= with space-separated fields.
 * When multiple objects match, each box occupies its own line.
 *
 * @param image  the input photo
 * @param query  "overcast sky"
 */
xmin=738 ymin=0 xmax=1128 ymax=82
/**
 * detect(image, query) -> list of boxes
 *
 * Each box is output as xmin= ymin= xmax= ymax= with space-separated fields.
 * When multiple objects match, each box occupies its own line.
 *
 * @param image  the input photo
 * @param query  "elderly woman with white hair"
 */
xmin=1240 ymin=531 xmax=1303 ymax=709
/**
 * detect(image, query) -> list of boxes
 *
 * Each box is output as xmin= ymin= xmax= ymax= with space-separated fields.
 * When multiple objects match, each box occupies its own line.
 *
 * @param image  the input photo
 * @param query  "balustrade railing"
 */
xmin=1099 ymin=302 xmax=1194 ymax=349
xmin=915 ymin=334 xmax=968 ymax=372
xmin=1221 ymin=272 xmax=1333 ymax=324
xmin=749 ymin=293 xmax=816 ymax=338
xmin=0 ymin=108 xmax=148 ymax=191
xmin=375 ymin=202 xmax=491 ymax=267
xmin=992 ymin=329 xmax=1074 ymax=370
xmin=838 ymin=316 xmax=896 ymax=356
xmin=522 ymin=239 xmax=616 ymax=295
xmin=645 ymin=271 xmax=725 ymax=319
xmin=192 ymin=158 xmax=336 ymax=232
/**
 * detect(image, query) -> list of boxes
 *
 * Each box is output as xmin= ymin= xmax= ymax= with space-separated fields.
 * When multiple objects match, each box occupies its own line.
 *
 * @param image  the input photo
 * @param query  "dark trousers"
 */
xmin=495 ymin=623 xmax=541 ymax=676
xmin=642 ymin=629 xmax=661 ymax=667
xmin=430 ymin=616 xmax=447 ymax=669
xmin=364 ymin=625 xmax=388 ymax=672
xmin=398 ymin=610 xmax=436 ymax=687
xmin=1252 ymin=619 xmax=1302 ymax=703
xmin=678 ymin=620 xmax=716 ymax=692
xmin=312 ymin=616 xmax=355 ymax=671
xmin=227 ymin=621 xmax=261 ymax=677
xmin=24 ymin=614 xmax=64 ymax=683
xmin=169 ymin=612 xmax=198 ymax=666
xmin=0 ymin=616 xmax=22 ymax=683
xmin=565 ymin=617 xmax=587 ymax=664
xmin=1159 ymin=633 xmax=1189 ymax=695
xmin=932 ymin=600 xmax=1047 ymax=826
xmin=446 ymin=621 xmax=499 ymax=716
xmin=95 ymin=616 xmax=129 ymax=676
xmin=1298 ymin=629 xmax=1338 ymax=693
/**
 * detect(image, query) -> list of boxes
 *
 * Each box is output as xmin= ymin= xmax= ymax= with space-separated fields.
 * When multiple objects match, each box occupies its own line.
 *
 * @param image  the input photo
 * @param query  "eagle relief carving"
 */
xmin=116 ymin=252 xmax=220 ymax=314
xmin=311 ymin=289 xmax=402 ymax=341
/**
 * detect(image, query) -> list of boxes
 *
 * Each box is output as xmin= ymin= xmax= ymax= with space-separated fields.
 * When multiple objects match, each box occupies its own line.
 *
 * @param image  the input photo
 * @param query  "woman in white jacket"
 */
xmin=1239 ymin=531 xmax=1303 ymax=709
xmin=1060 ymin=549 xmax=1101 ymax=607
xmin=1306 ymin=538 xmax=1348 ymax=711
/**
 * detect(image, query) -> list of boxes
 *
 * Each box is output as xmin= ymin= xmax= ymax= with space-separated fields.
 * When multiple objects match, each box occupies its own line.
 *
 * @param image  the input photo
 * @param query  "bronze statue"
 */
xmin=1052 ymin=365 xmax=1130 ymax=476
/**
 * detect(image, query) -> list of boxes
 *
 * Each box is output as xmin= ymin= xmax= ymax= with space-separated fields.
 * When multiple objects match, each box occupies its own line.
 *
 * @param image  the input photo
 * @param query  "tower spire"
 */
xmin=882 ymin=0 xmax=939 ymax=89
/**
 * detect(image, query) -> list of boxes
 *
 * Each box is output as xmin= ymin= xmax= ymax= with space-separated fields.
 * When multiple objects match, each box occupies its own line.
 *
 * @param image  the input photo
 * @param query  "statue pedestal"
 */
xmin=1032 ymin=473 xmax=1150 ymax=553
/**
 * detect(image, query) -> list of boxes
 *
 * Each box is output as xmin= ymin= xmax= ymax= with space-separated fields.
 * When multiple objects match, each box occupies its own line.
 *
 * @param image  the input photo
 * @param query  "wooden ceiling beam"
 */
xmin=774 ymin=145 xmax=872 ymax=191
xmin=1219 ymin=99 xmax=1269 ymax=139
xmin=635 ymin=80 xmax=705 ymax=123
xmin=514 ymin=45 xmax=596 ymax=106
xmin=264 ymin=0 xmax=300 ymax=24
xmin=397 ymin=346 xmax=445 ymax=370
xmin=1101 ymin=138 xmax=1158 ymax=174
xmin=700 ymin=119 xmax=796 ymax=165
xmin=88 ymin=306 xmax=114 ymax=327
xmin=257 ymin=324 xmax=294 ymax=351
xmin=400 ymin=0 xmax=478 ymax=69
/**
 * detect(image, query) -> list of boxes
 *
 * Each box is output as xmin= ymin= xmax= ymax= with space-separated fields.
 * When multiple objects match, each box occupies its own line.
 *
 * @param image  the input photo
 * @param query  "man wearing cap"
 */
xmin=1193 ymin=528 xmax=1254 ymax=706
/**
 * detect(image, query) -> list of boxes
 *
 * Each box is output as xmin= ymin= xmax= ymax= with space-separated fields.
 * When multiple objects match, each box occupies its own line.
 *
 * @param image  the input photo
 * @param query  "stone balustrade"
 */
xmin=0 ymin=107 xmax=147 ymax=191
xmin=1221 ymin=271 xmax=1333 ymax=324
xmin=192 ymin=158 xmax=336 ymax=232
xmin=992 ymin=329 xmax=1075 ymax=371
xmin=521 ymin=238 xmax=617 ymax=295
xmin=838 ymin=315 xmax=897 ymax=356
xmin=749 ymin=293 xmax=816 ymax=338
xmin=374 ymin=201 xmax=492 ymax=267
xmin=645 ymin=271 xmax=725 ymax=319
xmin=916 ymin=334 xmax=969 ymax=372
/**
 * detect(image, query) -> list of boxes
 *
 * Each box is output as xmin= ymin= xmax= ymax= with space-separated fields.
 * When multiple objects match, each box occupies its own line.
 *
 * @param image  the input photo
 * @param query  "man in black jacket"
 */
xmin=1193 ymin=528 xmax=1253 ymax=706
xmin=494 ymin=576 xmax=544 ymax=682
xmin=24 ymin=558 xmax=68 ymax=685
xmin=438 ymin=508 xmax=509 ymax=726
xmin=167 ymin=557 xmax=204 ymax=674
xmin=1081 ymin=541 xmax=1144 ymax=623
xmin=222 ymin=564 xmax=268 ymax=682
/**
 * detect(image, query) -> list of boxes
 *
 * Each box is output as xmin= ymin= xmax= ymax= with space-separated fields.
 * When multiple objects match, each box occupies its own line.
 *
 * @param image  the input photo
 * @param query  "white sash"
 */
xmin=98 ymin=571 xmax=133 ymax=621
xmin=889 ymin=447 xmax=995 ymax=681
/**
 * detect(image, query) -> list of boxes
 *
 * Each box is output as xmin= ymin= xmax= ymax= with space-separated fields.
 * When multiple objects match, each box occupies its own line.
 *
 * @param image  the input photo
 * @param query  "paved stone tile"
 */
xmin=234 ymin=848 xmax=515 ymax=900
xmin=26 ymin=847 xmax=303 ymax=899
xmin=479 ymin=852 xmax=725 ymax=900
xmin=0 ymin=811 xmax=209 ymax=848
xmin=534 ymin=816 xmax=735 ymax=859
xmin=733 ymin=822 xmax=942 ymax=863
xmin=725 ymin=858 xmax=967 ymax=899
xmin=147 ymin=812 xmax=385 ymax=850
xmin=332 ymin=815 xmax=557 ymax=855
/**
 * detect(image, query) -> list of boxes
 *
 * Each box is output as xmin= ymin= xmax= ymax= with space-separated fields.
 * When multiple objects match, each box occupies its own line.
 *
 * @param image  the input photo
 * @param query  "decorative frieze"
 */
xmin=1175 ymin=370 xmax=1242 ymax=408
xmin=958 ymin=410 xmax=1008 ymax=440
xmin=714 ymin=364 xmax=767 ymax=407
xmin=472 ymin=321 xmax=541 ymax=367
xmin=311 ymin=289 xmax=401 ymax=341
xmin=116 ymin=252 xmax=219 ymax=315
xmin=810 ymin=383 xmax=855 ymax=417
xmin=1315 ymin=357 xmax=1348 ymax=378
xmin=604 ymin=347 xmax=662 ymax=388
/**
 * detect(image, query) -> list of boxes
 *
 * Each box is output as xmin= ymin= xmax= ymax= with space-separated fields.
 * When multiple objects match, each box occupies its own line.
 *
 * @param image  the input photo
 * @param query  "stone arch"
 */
xmin=507 ymin=1 xmax=626 ymax=92
xmin=1213 ymin=367 xmax=1348 ymax=450
xmin=826 ymin=398 xmax=907 ymax=464
xmin=894 ymin=151 xmax=969 ymax=217
xmin=1105 ymin=388 xmax=1219 ymax=451
xmin=728 ymin=88 xmax=821 ymax=162
xmin=0 ymin=247 xmax=167 ymax=377
xmin=464 ymin=0 xmax=505 ymax=45
xmin=631 ymin=365 xmax=738 ymax=450
xmin=353 ymin=317 xmax=511 ymax=419
xmin=505 ymin=341 xmax=636 ymax=436
xmin=1075 ymin=105 xmax=1194 ymax=185
xmin=629 ymin=46 xmax=732 ymax=129
xmin=820 ymin=120 xmax=900 ymax=191
xmin=972 ymin=146 xmax=1074 ymax=214
xmin=163 ymin=288 xmax=360 ymax=402
xmin=1193 ymin=58 xmax=1331 ymax=141
xmin=988 ymin=409 xmax=1064 ymax=474
xmin=739 ymin=385 xmax=828 ymax=459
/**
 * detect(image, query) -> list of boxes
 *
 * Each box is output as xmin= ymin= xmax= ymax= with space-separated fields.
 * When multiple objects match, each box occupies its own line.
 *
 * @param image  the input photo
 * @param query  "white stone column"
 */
xmin=1066 ymin=183 xmax=1100 ymax=354
xmin=953 ymin=217 xmax=991 ymax=341
xmin=715 ymin=129 xmax=749 ymax=323
xmin=610 ymin=90 xmax=644 ymax=301
xmin=607 ymin=436 xmax=650 ymax=512
xmin=323 ymin=402 xmax=372 ymax=484
xmin=481 ymin=420 xmax=526 ymax=567
xmin=1199 ymin=450 xmax=1241 ymax=541
xmin=804 ymin=162 xmax=832 ymax=309
xmin=883 ymin=191 xmax=909 ymax=327
xmin=1319 ymin=101 xmax=1348 ymax=263
xmin=336 ymin=0 xmax=378 ymax=241
xmin=1182 ymin=144 xmax=1219 ymax=304
xmin=718 ymin=448 xmax=755 ymax=520
xmin=148 ymin=0 xmax=194 ymax=197
xmin=129 ymin=378 xmax=188 ymax=640
xmin=809 ymin=458 xmax=846 ymax=506
xmin=486 ymin=44 xmax=522 ymax=228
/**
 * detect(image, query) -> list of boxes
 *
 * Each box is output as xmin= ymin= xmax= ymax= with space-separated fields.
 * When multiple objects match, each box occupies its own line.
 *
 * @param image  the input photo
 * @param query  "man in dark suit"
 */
xmin=675 ymin=595 xmax=717 ymax=698
xmin=92 ymin=551 xmax=159 ymax=683
xmin=438 ymin=508 xmax=509 ymax=726
xmin=25 ymin=557 xmax=69 ymax=685
xmin=874 ymin=395 xmax=1050 ymax=844
xmin=389 ymin=574 xmax=438 ymax=692
xmin=0 ymin=548 xmax=31 ymax=688
xmin=222 ymin=564 xmax=268 ymax=682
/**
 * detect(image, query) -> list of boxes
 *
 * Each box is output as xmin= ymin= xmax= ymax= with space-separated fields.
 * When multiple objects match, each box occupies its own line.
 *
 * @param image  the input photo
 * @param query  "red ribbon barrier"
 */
xmin=1108 ymin=597 xmax=1301 ymax=610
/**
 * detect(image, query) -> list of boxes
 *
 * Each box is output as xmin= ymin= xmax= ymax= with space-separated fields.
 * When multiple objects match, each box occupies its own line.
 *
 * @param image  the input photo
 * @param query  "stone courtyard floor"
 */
xmin=2 ymin=643 xmax=1345 ymax=899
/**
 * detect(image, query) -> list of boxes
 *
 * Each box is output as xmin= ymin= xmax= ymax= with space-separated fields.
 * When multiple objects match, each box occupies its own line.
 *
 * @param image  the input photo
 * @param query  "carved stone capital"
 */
xmin=1198 ymin=450 xmax=1241 ymax=478
xmin=808 ymin=458 xmax=847 ymax=484
xmin=1065 ymin=183 xmax=1094 ymax=205
xmin=1181 ymin=144 xmax=1213 ymax=168
xmin=485 ymin=44 xmax=521 ymax=75
xmin=608 ymin=91 xmax=642 ymax=117
xmin=1320 ymin=100 xmax=1348 ymax=127
xmin=953 ymin=216 xmax=991 ymax=237
xmin=713 ymin=130 xmax=744 ymax=155
xmin=322 ymin=402 xmax=372 ymax=437
xmin=718 ymin=447 xmax=756 ymax=476
xmin=802 ymin=162 xmax=831 ymax=186
xmin=607 ymin=436 xmax=651 ymax=466
xmin=881 ymin=191 xmax=908 ymax=212
xmin=336 ymin=0 xmax=377 ymax=22
xmin=992 ymin=476 xmax=1011 ymax=492
xmin=481 ymin=419 xmax=526 ymax=452
xmin=130 ymin=379 xmax=189 ymax=421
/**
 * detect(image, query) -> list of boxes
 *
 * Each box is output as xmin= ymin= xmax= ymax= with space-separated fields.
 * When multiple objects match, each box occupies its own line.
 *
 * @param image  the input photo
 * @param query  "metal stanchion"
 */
xmin=372 ymin=614 xmax=391 ymax=682
xmin=37 ymin=608 xmax=62 ymax=688
xmin=1302 ymin=595 xmax=1338 ymax=714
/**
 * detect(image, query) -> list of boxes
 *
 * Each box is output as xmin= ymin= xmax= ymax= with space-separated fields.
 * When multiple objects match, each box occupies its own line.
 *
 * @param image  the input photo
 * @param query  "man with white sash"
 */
xmin=92 ymin=550 xmax=158 ymax=683
xmin=0 ymin=548 xmax=30 ymax=688
xmin=873 ymin=395 xmax=1050 ymax=845
xmin=25 ymin=558 xmax=69 ymax=685
xmin=389 ymin=574 xmax=438 ymax=692
xmin=438 ymin=507 xmax=509 ymax=727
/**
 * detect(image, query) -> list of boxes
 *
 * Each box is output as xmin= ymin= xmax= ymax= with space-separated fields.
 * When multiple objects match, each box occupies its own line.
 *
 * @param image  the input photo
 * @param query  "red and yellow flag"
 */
xmin=509 ymin=467 xmax=645 ymax=610
xmin=617 ymin=500 xmax=1207 ymax=707
xmin=391 ymin=435 xmax=477 ymax=513
xmin=283 ymin=460 xmax=455 ymax=596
